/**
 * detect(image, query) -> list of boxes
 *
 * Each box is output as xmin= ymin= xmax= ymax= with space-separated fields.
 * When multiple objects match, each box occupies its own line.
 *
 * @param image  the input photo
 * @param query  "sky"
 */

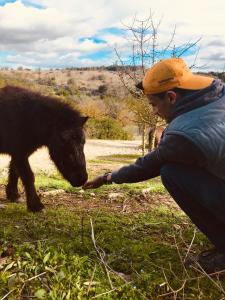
xmin=0 ymin=0 xmax=224 ymax=71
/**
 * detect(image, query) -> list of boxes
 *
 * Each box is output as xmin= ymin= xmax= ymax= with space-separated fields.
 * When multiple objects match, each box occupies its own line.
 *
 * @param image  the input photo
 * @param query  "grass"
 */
xmin=88 ymin=154 xmax=140 ymax=165
xmin=0 ymin=154 xmax=224 ymax=299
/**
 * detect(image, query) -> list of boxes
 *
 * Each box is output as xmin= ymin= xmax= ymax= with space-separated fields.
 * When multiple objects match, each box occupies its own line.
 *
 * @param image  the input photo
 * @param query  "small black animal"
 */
xmin=0 ymin=86 xmax=88 ymax=212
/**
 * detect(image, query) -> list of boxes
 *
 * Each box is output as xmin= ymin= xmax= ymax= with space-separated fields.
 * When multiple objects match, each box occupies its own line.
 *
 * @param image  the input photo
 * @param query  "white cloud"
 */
xmin=0 ymin=0 xmax=224 ymax=70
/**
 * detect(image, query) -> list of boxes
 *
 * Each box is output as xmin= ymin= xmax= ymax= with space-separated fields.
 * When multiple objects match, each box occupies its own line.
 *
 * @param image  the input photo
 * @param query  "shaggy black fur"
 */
xmin=0 ymin=86 xmax=88 ymax=212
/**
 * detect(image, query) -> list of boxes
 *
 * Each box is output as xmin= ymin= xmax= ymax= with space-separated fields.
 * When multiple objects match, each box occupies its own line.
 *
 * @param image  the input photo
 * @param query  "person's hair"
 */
xmin=136 ymin=81 xmax=144 ymax=90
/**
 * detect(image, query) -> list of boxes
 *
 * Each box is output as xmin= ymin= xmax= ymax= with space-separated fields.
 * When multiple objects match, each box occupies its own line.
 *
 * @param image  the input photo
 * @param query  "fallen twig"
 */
xmin=90 ymin=218 xmax=113 ymax=289
xmin=183 ymin=229 xmax=197 ymax=264
xmin=173 ymin=233 xmax=189 ymax=277
xmin=191 ymin=264 xmax=225 ymax=295
xmin=25 ymin=271 xmax=47 ymax=282
xmin=87 ymin=264 xmax=97 ymax=296
xmin=0 ymin=289 xmax=16 ymax=300
xmin=159 ymin=278 xmax=187 ymax=298
xmin=92 ymin=287 xmax=118 ymax=299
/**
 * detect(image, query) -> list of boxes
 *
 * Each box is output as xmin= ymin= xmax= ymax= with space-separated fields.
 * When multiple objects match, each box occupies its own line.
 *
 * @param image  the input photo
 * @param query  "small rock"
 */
xmin=41 ymin=189 xmax=65 ymax=196
xmin=108 ymin=192 xmax=124 ymax=200
xmin=142 ymin=187 xmax=152 ymax=194
xmin=173 ymin=224 xmax=181 ymax=230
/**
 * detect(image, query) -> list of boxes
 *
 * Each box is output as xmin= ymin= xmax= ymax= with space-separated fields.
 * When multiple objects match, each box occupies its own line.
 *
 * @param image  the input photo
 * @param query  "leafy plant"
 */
xmin=86 ymin=116 xmax=132 ymax=140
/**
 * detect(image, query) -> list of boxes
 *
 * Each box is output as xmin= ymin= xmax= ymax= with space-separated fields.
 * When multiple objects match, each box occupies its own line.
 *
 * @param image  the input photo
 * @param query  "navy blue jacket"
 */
xmin=111 ymin=80 xmax=224 ymax=183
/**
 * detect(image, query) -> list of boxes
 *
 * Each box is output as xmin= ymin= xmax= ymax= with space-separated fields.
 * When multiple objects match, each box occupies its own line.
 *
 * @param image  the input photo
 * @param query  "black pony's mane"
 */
xmin=0 ymin=85 xmax=83 ymax=127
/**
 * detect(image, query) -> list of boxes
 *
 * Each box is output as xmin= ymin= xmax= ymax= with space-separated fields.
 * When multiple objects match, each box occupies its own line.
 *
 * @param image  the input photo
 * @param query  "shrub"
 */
xmin=54 ymin=86 xmax=70 ymax=97
xmin=97 ymin=74 xmax=106 ymax=81
xmin=98 ymin=84 xmax=108 ymax=95
xmin=86 ymin=116 xmax=132 ymax=140
xmin=67 ymin=78 xmax=75 ymax=85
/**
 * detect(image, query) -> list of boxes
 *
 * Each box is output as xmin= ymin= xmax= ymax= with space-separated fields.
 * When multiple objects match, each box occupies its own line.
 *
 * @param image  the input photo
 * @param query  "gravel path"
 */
xmin=0 ymin=139 xmax=142 ymax=174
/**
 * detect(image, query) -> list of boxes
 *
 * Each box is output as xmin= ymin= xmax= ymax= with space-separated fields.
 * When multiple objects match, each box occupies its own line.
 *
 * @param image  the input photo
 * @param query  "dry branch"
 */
xmin=90 ymin=218 xmax=114 ymax=289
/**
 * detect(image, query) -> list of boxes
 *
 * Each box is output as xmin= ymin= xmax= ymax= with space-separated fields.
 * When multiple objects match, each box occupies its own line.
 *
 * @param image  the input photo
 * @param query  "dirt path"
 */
xmin=0 ymin=139 xmax=142 ymax=174
xmin=0 ymin=139 xmax=178 ymax=213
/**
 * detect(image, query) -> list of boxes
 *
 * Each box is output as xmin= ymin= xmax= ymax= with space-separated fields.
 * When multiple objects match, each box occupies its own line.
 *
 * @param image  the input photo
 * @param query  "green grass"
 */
xmin=0 ymin=205 xmax=222 ymax=299
xmin=89 ymin=154 xmax=140 ymax=165
xmin=35 ymin=173 xmax=166 ymax=195
xmin=0 ymin=156 xmax=224 ymax=299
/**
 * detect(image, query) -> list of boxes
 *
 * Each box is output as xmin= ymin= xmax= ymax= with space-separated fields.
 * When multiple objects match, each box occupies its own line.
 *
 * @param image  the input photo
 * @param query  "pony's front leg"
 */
xmin=14 ymin=156 xmax=44 ymax=212
xmin=6 ymin=158 xmax=20 ymax=202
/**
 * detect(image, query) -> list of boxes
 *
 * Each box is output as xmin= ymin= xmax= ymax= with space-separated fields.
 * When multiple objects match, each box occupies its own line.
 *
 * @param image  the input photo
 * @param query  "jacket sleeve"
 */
xmin=111 ymin=134 xmax=206 ymax=184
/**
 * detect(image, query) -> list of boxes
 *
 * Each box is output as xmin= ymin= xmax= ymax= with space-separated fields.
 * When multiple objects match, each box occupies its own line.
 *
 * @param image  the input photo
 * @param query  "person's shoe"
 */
xmin=191 ymin=248 xmax=225 ymax=274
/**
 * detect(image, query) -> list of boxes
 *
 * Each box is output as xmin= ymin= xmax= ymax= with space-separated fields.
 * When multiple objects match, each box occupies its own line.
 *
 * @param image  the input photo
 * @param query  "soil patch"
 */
xmin=0 ymin=185 xmax=180 ymax=214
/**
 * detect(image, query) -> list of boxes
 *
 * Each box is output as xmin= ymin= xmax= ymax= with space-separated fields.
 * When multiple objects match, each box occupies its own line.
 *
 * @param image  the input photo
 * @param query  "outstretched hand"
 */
xmin=82 ymin=176 xmax=105 ymax=190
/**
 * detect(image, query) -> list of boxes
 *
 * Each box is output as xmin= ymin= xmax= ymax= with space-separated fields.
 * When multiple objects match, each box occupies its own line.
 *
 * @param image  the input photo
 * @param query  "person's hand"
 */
xmin=82 ymin=176 xmax=105 ymax=189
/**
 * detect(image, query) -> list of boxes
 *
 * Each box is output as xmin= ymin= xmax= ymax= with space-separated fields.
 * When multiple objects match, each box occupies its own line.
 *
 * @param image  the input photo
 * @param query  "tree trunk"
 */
xmin=141 ymin=124 xmax=146 ymax=156
xmin=148 ymin=125 xmax=157 ymax=152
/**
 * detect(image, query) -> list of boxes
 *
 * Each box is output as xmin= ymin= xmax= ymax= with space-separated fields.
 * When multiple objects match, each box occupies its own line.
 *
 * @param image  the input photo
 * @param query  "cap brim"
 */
xmin=179 ymin=74 xmax=214 ymax=90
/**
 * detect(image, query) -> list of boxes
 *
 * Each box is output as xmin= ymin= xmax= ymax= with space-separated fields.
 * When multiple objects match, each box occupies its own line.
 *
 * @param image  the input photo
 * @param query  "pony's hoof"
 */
xmin=6 ymin=191 xmax=20 ymax=203
xmin=27 ymin=202 xmax=45 ymax=213
xmin=11 ymin=197 xmax=24 ymax=204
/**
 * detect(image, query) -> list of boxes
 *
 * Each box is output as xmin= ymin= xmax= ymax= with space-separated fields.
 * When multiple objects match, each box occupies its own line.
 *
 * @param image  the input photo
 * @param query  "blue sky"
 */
xmin=0 ymin=0 xmax=45 ymax=8
xmin=0 ymin=0 xmax=224 ymax=71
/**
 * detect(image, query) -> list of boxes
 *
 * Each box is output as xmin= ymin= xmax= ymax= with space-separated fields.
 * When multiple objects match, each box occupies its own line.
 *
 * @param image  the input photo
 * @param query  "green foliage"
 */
xmin=35 ymin=172 xmax=73 ymax=191
xmin=0 ymin=153 xmax=224 ymax=299
xmin=55 ymin=86 xmax=70 ymax=97
xmin=0 ymin=150 xmax=222 ymax=299
xmin=0 ymin=203 xmax=222 ymax=299
xmin=34 ymin=172 xmax=165 ymax=196
xmin=86 ymin=116 xmax=132 ymax=140
xmin=55 ymin=84 xmax=81 ymax=98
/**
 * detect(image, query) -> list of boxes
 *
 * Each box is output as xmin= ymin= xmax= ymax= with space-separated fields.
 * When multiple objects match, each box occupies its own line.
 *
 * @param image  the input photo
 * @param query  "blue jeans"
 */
xmin=161 ymin=163 xmax=225 ymax=251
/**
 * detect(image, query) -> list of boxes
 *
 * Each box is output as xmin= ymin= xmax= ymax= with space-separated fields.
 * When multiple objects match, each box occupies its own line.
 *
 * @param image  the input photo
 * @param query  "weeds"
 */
xmin=0 ymin=156 xmax=224 ymax=299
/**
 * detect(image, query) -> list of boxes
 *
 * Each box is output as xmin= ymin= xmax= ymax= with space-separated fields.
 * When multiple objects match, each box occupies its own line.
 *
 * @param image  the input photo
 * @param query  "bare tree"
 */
xmin=115 ymin=12 xmax=201 ymax=154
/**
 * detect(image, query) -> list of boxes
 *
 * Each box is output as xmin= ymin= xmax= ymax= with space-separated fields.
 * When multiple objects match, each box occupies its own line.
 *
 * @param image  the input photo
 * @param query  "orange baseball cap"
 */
xmin=142 ymin=57 xmax=214 ymax=94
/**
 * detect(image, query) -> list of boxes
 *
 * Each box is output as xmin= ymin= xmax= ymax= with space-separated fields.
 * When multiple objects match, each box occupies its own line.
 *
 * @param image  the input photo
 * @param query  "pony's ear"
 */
xmin=80 ymin=116 xmax=89 ymax=125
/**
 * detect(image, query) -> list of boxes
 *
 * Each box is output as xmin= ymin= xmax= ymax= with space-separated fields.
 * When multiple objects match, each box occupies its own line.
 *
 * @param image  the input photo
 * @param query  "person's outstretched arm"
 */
xmin=83 ymin=134 xmax=206 ymax=189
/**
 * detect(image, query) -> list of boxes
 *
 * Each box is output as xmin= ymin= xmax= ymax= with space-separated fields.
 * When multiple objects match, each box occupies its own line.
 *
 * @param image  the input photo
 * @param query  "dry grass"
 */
xmin=0 ymin=68 xmax=130 ymax=97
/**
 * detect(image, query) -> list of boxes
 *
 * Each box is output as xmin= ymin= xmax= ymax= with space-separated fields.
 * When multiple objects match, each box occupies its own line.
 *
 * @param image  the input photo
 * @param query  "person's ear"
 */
xmin=166 ymin=91 xmax=177 ymax=104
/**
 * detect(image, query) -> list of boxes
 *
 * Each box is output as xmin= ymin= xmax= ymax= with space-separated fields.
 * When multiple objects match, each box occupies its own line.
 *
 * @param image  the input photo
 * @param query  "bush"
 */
xmin=86 ymin=117 xmax=132 ymax=140
xmin=54 ymin=86 xmax=70 ymax=97
xmin=97 ymin=84 xmax=108 ymax=95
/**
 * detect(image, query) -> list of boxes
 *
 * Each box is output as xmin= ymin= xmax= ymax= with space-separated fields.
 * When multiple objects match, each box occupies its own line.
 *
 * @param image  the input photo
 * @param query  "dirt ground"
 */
xmin=0 ymin=139 xmax=179 ymax=213
xmin=0 ymin=183 xmax=177 ymax=214
xmin=0 ymin=139 xmax=142 ymax=174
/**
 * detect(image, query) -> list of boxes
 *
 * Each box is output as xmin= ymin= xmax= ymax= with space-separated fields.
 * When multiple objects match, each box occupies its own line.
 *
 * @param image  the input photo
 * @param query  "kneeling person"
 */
xmin=83 ymin=57 xmax=225 ymax=274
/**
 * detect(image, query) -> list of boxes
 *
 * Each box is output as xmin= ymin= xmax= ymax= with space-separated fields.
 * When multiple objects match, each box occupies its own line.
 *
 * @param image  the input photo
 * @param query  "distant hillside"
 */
xmin=2 ymin=67 xmax=223 ymax=102
xmin=0 ymin=67 xmax=136 ymax=99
